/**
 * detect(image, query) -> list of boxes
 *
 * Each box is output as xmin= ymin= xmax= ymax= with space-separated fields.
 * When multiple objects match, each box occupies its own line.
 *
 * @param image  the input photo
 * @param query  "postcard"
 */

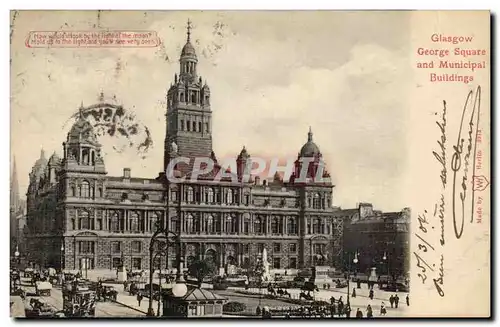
xmin=9 ymin=10 xmax=490 ymax=319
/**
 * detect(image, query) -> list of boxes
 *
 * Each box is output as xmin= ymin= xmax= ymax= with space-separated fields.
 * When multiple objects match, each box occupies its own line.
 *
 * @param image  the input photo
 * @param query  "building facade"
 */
xmin=25 ymin=25 xmax=344 ymax=274
xmin=335 ymin=203 xmax=410 ymax=279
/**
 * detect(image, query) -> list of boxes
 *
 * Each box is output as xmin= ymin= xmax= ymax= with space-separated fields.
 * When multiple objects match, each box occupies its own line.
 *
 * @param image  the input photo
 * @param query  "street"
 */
xmin=18 ymin=278 xmax=145 ymax=318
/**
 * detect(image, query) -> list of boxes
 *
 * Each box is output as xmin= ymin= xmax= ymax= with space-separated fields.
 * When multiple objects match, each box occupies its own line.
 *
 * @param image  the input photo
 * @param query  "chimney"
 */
xmin=255 ymin=176 xmax=260 ymax=185
xmin=123 ymin=168 xmax=131 ymax=179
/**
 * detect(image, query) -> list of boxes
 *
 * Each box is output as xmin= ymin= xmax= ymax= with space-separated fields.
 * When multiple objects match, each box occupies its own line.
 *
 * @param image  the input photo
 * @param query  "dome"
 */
xmin=67 ymin=114 xmax=99 ymax=145
xmin=299 ymin=127 xmax=321 ymax=157
xmin=33 ymin=149 xmax=48 ymax=170
xmin=48 ymin=152 xmax=61 ymax=165
xmin=181 ymin=41 xmax=197 ymax=58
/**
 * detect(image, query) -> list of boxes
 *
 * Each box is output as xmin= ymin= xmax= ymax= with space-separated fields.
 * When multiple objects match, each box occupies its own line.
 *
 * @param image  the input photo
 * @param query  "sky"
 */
xmin=10 ymin=11 xmax=412 ymax=211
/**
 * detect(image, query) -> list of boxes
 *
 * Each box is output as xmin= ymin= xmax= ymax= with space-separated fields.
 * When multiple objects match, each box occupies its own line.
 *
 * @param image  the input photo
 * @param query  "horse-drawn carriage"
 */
xmin=62 ymin=288 xmax=97 ymax=317
xmin=24 ymin=268 xmax=35 ymax=279
xmin=26 ymin=298 xmax=57 ymax=318
xmin=35 ymin=281 xmax=52 ymax=296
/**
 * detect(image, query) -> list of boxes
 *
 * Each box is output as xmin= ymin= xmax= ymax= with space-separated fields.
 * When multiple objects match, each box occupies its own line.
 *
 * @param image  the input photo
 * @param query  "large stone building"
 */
xmin=25 ymin=24 xmax=344 ymax=274
xmin=334 ymin=203 xmax=410 ymax=279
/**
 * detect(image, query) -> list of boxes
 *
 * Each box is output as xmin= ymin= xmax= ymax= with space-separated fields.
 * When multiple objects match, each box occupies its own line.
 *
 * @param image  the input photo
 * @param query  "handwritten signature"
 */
xmin=450 ymin=86 xmax=481 ymax=239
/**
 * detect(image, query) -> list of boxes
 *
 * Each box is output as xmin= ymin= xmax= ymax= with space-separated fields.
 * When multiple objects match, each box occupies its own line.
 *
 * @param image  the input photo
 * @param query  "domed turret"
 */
xmin=299 ymin=127 xmax=321 ymax=157
xmin=67 ymin=107 xmax=99 ymax=146
xmin=48 ymin=152 xmax=61 ymax=166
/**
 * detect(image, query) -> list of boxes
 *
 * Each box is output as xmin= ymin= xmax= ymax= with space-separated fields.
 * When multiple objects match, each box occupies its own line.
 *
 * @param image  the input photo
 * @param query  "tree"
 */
xmin=253 ymin=259 xmax=266 ymax=285
xmin=188 ymin=259 xmax=217 ymax=288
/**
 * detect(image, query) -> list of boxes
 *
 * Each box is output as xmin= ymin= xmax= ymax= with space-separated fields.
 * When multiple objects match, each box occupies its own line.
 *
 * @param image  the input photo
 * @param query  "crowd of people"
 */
xmin=253 ymin=292 xmax=410 ymax=318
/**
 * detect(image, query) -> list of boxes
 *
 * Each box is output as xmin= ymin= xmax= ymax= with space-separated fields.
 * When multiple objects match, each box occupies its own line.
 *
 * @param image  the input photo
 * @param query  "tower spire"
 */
xmin=187 ymin=19 xmax=192 ymax=42
xmin=79 ymin=101 xmax=85 ymax=119
xmin=308 ymin=126 xmax=313 ymax=142
xmin=10 ymin=156 xmax=20 ymax=211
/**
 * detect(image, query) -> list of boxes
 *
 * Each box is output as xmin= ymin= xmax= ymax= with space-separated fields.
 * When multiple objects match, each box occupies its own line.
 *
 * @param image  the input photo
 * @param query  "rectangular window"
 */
xmin=244 ymin=244 xmax=250 ymax=254
xmin=273 ymin=243 xmax=281 ymax=252
xmin=111 ymin=241 xmax=121 ymax=253
xmin=187 ymin=120 xmax=191 ymax=131
xmin=112 ymin=257 xmax=122 ymax=268
xmin=273 ymin=257 xmax=281 ymax=269
xmin=289 ymin=257 xmax=297 ymax=269
xmin=78 ymin=241 xmax=95 ymax=254
xmin=205 ymin=304 xmax=214 ymax=315
xmin=289 ymin=243 xmax=297 ymax=253
xmin=205 ymin=123 xmax=209 ymax=133
xmin=131 ymin=241 xmax=142 ymax=253
xmin=198 ymin=122 xmax=202 ymax=133
xmin=132 ymin=258 xmax=142 ymax=270
xmin=180 ymin=120 xmax=184 ymax=131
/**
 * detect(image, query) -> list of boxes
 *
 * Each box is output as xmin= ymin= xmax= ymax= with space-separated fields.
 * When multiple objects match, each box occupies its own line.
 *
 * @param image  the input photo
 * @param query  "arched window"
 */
xmin=206 ymin=215 xmax=214 ymax=234
xmin=206 ymin=188 xmax=214 ymax=203
xmin=271 ymin=216 xmax=280 ymax=234
xmin=129 ymin=212 xmax=139 ymax=232
xmin=98 ymin=187 xmax=103 ymax=198
xmin=149 ymin=212 xmax=158 ymax=232
xmin=313 ymin=193 xmax=321 ymax=209
xmin=254 ymin=217 xmax=263 ymax=234
xmin=243 ymin=214 xmax=250 ymax=234
xmin=225 ymin=215 xmax=237 ymax=234
xmin=109 ymin=212 xmax=119 ymax=232
xmin=313 ymin=218 xmax=321 ymax=234
xmin=69 ymin=184 xmax=76 ymax=197
xmin=186 ymin=187 xmax=194 ymax=203
xmin=79 ymin=210 xmax=92 ymax=230
xmin=226 ymin=189 xmax=233 ymax=204
xmin=80 ymin=181 xmax=90 ymax=198
xmin=186 ymin=214 xmax=194 ymax=234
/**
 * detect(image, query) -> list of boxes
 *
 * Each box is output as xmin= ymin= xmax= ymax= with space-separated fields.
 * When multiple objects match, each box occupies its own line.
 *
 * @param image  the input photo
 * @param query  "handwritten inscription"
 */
xmin=451 ymin=86 xmax=481 ymax=237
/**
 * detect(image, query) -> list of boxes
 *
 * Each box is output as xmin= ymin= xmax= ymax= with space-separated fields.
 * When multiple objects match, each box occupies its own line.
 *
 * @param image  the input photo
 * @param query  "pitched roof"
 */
xmin=167 ymin=286 xmax=227 ymax=302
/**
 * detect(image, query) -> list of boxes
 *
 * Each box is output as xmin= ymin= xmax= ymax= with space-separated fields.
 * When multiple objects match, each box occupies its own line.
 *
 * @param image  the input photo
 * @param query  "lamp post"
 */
xmin=14 ymin=245 xmax=20 ymax=270
xmin=346 ymin=251 xmax=358 ymax=306
xmin=383 ymin=252 xmax=390 ymax=282
xmin=147 ymin=222 xmax=180 ymax=317
xmin=60 ymin=244 xmax=65 ymax=271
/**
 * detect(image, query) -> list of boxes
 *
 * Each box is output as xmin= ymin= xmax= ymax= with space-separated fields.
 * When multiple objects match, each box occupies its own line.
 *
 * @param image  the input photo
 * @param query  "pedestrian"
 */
xmin=394 ymin=294 xmax=399 ymax=308
xmin=256 ymin=305 xmax=262 ymax=316
xmin=389 ymin=295 xmax=394 ymax=308
xmin=137 ymin=293 xmax=143 ymax=307
xmin=330 ymin=303 xmax=336 ymax=317
xmin=406 ymin=294 xmax=410 ymax=306
xmin=366 ymin=305 xmax=373 ymax=318
xmin=380 ymin=302 xmax=387 ymax=316
xmin=369 ymin=289 xmax=374 ymax=300
xmin=352 ymin=288 xmax=356 ymax=298
xmin=330 ymin=296 xmax=335 ymax=305
xmin=338 ymin=297 xmax=344 ymax=317
xmin=345 ymin=304 xmax=351 ymax=318
xmin=355 ymin=308 xmax=363 ymax=318
xmin=357 ymin=279 xmax=361 ymax=289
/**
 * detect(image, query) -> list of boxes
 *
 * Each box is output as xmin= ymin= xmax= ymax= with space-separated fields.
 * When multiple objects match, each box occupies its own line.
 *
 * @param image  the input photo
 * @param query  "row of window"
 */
xmin=179 ymin=215 xmax=299 ymax=235
xmin=76 ymin=257 xmax=143 ymax=270
xmin=307 ymin=193 xmax=331 ymax=209
xmin=175 ymin=187 xmax=247 ymax=205
xmin=68 ymin=181 xmax=103 ymax=199
xmin=179 ymin=119 xmax=209 ymax=134
xmin=78 ymin=240 xmax=143 ymax=254
xmin=71 ymin=212 xmax=159 ymax=233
